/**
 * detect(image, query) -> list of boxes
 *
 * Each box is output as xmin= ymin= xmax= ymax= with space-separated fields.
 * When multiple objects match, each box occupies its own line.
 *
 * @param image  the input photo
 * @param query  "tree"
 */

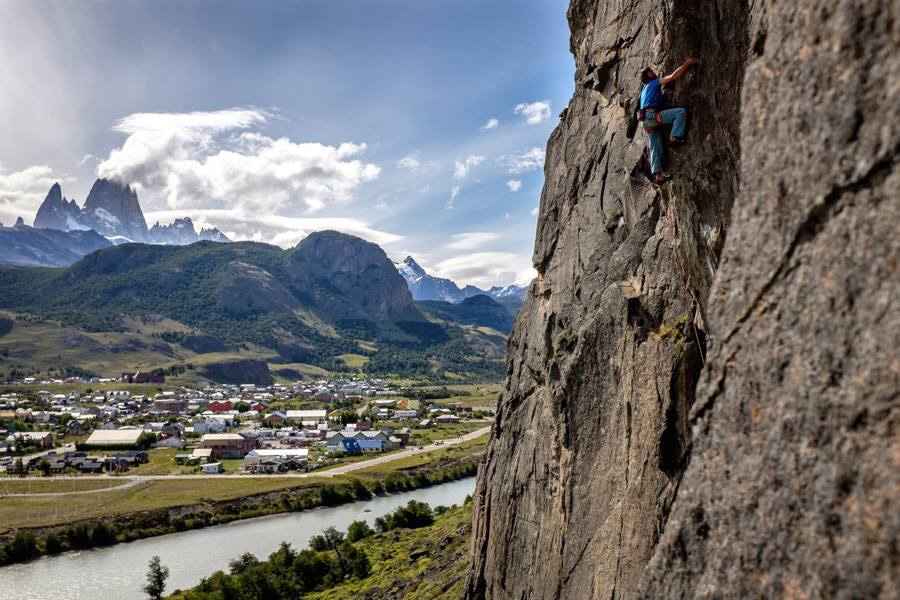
xmin=143 ymin=555 xmax=169 ymax=600
xmin=341 ymin=541 xmax=371 ymax=579
xmin=228 ymin=552 xmax=259 ymax=575
xmin=136 ymin=432 xmax=157 ymax=450
xmin=308 ymin=527 xmax=344 ymax=552
xmin=346 ymin=520 xmax=374 ymax=543
xmin=37 ymin=458 xmax=50 ymax=477
xmin=13 ymin=458 xmax=24 ymax=477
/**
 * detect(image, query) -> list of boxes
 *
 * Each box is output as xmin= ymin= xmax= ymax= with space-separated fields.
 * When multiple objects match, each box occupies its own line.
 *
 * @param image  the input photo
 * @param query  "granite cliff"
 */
xmin=467 ymin=0 xmax=898 ymax=598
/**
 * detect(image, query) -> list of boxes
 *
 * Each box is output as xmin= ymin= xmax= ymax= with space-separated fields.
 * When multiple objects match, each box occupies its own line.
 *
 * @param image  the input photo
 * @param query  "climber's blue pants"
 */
xmin=647 ymin=107 xmax=687 ymax=174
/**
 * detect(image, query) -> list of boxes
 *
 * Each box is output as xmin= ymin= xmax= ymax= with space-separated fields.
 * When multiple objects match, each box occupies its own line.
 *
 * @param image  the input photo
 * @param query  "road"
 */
xmin=2 ymin=426 xmax=491 ymax=493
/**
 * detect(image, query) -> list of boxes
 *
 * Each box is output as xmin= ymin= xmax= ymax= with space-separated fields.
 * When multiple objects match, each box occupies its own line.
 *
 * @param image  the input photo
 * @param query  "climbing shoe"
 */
xmin=669 ymin=136 xmax=686 ymax=146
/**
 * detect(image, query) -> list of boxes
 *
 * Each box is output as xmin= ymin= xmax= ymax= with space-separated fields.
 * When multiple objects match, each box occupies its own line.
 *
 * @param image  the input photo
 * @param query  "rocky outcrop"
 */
xmin=198 ymin=358 xmax=273 ymax=386
xmin=288 ymin=231 xmax=421 ymax=323
xmin=215 ymin=261 xmax=302 ymax=317
xmin=466 ymin=0 xmax=897 ymax=598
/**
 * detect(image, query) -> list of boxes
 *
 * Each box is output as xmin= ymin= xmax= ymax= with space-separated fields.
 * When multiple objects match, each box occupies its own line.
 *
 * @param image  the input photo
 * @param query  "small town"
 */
xmin=0 ymin=373 xmax=494 ymax=478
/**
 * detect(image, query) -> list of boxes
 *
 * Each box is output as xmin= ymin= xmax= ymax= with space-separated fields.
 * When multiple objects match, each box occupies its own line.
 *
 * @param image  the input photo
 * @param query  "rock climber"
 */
xmin=639 ymin=58 xmax=698 ymax=183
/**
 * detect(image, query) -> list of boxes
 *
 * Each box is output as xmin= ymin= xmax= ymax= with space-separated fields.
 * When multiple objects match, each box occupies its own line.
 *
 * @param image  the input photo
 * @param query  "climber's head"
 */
xmin=640 ymin=67 xmax=657 ymax=84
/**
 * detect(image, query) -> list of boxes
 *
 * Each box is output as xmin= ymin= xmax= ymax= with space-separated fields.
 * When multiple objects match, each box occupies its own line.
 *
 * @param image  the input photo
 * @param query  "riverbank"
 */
xmin=0 ymin=436 xmax=485 ymax=566
xmin=0 ymin=478 xmax=477 ymax=600
xmin=170 ymin=495 xmax=475 ymax=600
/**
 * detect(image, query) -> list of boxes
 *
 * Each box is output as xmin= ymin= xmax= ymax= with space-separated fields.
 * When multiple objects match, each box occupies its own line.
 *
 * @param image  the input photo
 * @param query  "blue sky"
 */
xmin=0 ymin=0 xmax=573 ymax=287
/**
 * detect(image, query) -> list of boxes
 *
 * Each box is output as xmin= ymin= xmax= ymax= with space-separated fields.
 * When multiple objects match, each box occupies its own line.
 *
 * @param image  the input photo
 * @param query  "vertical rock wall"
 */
xmin=466 ymin=0 xmax=748 ymax=597
xmin=466 ymin=0 xmax=898 ymax=598
xmin=644 ymin=0 xmax=899 ymax=596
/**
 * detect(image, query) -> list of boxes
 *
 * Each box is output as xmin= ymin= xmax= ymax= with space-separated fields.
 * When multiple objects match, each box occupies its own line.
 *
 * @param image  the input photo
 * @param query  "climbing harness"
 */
xmin=639 ymin=108 xmax=663 ymax=133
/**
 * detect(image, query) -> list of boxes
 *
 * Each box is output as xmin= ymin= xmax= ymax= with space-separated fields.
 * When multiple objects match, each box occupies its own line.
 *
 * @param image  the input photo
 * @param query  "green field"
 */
xmin=0 ymin=476 xmax=331 ymax=530
xmin=336 ymin=353 xmax=370 ymax=369
xmin=0 ymin=479 xmax=126 ymax=494
xmin=0 ymin=312 xmax=194 ymax=379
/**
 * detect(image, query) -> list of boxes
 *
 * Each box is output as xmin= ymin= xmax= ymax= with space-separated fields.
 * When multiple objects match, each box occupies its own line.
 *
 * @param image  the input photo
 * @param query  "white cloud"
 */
xmin=453 ymin=155 xmax=485 ymax=180
xmin=481 ymin=118 xmax=499 ymax=130
xmin=432 ymin=252 xmax=535 ymax=288
xmin=499 ymin=147 xmax=545 ymax=174
xmin=96 ymin=107 xmax=380 ymax=213
xmin=446 ymin=186 xmax=460 ymax=210
xmin=0 ymin=164 xmax=72 ymax=226
xmin=506 ymin=179 xmax=522 ymax=192
xmin=446 ymin=232 xmax=500 ymax=251
xmin=531 ymin=206 xmax=539 ymax=216
xmin=514 ymin=100 xmax=551 ymax=125
xmin=143 ymin=208 xmax=402 ymax=248
xmin=396 ymin=154 xmax=420 ymax=170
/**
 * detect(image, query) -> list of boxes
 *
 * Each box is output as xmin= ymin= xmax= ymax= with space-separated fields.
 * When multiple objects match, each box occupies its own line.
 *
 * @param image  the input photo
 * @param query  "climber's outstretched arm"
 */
xmin=660 ymin=58 xmax=698 ymax=85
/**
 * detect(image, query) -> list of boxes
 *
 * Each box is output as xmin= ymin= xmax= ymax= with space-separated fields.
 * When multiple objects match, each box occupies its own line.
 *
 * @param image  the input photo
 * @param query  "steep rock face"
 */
xmin=215 ymin=261 xmax=301 ymax=317
xmin=643 ymin=1 xmax=899 ymax=597
xmin=33 ymin=183 xmax=83 ymax=231
xmin=466 ymin=0 xmax=746 ymax=596
xmin=467 ymin=0 xmax=897 ymax=599
xmin=81 ymin=178 xmax=151 ymax=242
xmin=198 ymin=358 xmax=273 ymax=386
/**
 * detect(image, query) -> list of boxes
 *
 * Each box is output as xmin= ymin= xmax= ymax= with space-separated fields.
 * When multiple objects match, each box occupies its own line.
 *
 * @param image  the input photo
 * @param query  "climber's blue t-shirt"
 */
xmin=640 ymin=77 xmax=663 ymax=110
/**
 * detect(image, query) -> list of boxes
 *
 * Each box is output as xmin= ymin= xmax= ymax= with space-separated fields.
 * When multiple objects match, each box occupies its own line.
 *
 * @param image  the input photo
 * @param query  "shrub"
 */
xmin=346 ymin=520 xmax=374 ymax=543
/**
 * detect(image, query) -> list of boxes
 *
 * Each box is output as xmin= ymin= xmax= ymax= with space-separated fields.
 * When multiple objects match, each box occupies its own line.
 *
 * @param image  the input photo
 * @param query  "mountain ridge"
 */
xmin=395 ymin=255 xmax=527 ymax=308
xmin=0 ymin=230 xmax=506 ymax=381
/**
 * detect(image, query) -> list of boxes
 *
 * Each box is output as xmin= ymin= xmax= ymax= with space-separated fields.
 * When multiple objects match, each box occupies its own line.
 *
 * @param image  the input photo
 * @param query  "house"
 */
xmin=335 ymin=439 xmax=361 ymax=455
xmin=358 ymin=439 xmax=385 ymax=453
xmin=417 ymin=419 xmax=434 ymax=428
xmin=396 ymin=427 xmax=411 ymax=446
xmin=199 ymin=433 xmax=253 ymax=459
xmin=200 ymin=462 xmax=223 ymax=474
xmin=121 ymin=371 xmax=165 ymax=384
xmin=85 ymin=429 xmax=144 ymax=447
xmin=435 ymin=414 xmax=461 ymax=424
xmin=286 ymin=410 xmax=327 ymax=426
xmin=14 ymin=431 xmax=54 ymax=449
xmin=191 ymin=448 xmax=213 ymax=463
xmin=153 ymin=399 xmax=188 ymax=413
xmin=208 ymin=400 xmax=233 ymax=413
xmin=264 ymin=411 xmax=287 ymax=425
xmin=393 ymin=409 xmax=419 ymax=420
xmin=243 ymin=448 xmax=309 ymax=471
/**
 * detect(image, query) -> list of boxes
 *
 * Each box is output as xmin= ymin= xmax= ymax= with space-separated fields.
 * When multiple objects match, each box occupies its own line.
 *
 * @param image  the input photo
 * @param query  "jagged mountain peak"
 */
xmin=402 ymin=256 xmax=427 ymax=278
xmin=395 ymin=256 xmax=526 ymax=309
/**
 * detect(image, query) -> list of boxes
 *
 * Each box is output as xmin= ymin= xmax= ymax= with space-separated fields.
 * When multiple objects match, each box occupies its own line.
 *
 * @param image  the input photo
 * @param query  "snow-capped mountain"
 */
xmin=34 ymin=178 xmax=151 ymax=242
xmin=150 ymin=217 xmax=230 ymax=245
xmin=394 ymin=256 xmax=528 ymax=307
xmin=5 ymin=179 xmax=232 ymax=266
xmin=33 ymin=180 xmax=230 ymax=247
